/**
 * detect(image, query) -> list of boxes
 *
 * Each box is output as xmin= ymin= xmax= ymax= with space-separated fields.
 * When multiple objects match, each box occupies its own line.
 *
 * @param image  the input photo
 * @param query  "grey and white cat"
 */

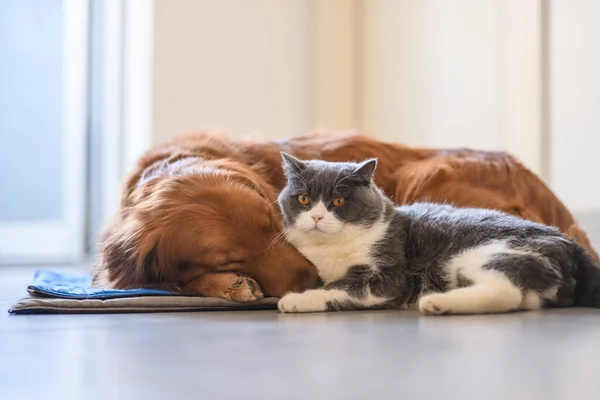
xmin=277 ymin=153 xmax=600 ymax=315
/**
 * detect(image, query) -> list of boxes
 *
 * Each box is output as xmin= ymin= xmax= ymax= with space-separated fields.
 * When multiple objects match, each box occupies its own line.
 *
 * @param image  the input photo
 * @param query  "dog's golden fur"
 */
xmin=93 ymin=131 xmax=597 ymax=300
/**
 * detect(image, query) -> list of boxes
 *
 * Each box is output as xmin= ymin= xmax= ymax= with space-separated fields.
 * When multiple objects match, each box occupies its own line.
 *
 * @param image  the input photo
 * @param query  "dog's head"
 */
xmin=97 ymin=156 xmax=318 ymax=296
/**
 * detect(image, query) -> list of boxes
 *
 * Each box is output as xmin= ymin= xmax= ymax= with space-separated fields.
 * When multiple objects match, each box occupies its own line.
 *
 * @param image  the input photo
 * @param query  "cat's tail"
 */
xmin=573 ymin=245 xmax=600 ymax=308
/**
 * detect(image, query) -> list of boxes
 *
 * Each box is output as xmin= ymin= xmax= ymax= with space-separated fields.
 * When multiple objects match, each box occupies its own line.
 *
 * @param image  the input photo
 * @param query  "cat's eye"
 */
xmin=332 ymin=197 xmax=345 ymax=207
xmin=297 ymin=194 xmax=310 ymax=206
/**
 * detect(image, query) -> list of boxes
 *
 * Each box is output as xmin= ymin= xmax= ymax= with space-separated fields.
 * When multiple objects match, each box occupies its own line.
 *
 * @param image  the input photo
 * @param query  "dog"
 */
xmin=93 ymin=130 xmax=597 ymax=301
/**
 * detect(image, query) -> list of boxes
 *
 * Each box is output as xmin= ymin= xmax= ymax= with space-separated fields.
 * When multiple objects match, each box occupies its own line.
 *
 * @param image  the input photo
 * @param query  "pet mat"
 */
xmin=8 ymin=270 xmax=278 ymax=314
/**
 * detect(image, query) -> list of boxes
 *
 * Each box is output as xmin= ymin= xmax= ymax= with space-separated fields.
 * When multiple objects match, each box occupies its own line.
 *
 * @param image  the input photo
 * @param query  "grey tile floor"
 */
xmin=2 ymin=266 xmax=600 ymax=400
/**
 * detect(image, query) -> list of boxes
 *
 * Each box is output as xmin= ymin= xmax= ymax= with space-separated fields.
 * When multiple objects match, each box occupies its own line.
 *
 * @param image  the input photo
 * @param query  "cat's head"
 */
xmin=277 ymin=153 xmax=384 ymax=236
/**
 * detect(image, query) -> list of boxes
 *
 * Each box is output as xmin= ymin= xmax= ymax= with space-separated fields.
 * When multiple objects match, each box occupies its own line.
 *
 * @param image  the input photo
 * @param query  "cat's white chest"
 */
xmin=289 ymin=221 xmax=389 ymax=284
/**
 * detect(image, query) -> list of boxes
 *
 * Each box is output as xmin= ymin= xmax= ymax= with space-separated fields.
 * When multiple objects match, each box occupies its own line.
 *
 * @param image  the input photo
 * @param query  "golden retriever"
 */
xmin=93 ymin=131 xmax=597 ymax=301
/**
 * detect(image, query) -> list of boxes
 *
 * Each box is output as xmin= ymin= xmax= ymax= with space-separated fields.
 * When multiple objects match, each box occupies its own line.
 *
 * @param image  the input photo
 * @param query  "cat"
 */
xmin=276 ymin=152 xmax=600 ymax=315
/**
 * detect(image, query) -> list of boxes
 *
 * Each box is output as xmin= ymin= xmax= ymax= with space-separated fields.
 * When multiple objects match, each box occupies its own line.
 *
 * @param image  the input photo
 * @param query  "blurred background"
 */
xmin=1 ymin=0 xmax=599 ymax=265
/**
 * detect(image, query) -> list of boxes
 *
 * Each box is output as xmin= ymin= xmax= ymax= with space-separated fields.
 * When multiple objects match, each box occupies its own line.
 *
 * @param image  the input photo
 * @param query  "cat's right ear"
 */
xmin=354 ymin=158 xmax=378 ymax=181
xmin=281 ymin=152 xmax=306 ymax=175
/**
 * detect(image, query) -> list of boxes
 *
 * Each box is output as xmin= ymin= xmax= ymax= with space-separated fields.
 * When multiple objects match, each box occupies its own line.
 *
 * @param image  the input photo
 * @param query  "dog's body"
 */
xmin=93 ymin=131 xmax=597 ymax=300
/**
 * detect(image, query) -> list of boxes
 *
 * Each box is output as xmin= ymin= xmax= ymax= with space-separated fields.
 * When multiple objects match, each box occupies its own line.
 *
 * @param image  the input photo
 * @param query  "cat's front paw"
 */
xmin=418 ymin=293 xmax=452 ymax=315
xmin=278 ymin=291 xmax=328 ymax=313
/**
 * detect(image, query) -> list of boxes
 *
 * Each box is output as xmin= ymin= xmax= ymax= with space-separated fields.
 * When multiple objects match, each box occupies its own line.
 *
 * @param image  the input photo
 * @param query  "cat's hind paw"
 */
xmin=418 ymin=293 xmax=452 ymax=315
xmin=278 ymin=291 xmax=328 ymax=313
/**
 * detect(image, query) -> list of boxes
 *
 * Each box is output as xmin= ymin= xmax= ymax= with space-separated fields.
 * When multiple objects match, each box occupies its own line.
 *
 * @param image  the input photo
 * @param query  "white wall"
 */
xmin=105 ymin=0 xmax=600 ymax=251
xmin=548 ymin=0 xmax=600 ymax=213
xmin=361 ymin=0 xmax=544 ymax=175
xmin=362 ymin=0 xmax=502 ymax=149
xmin=152 ymin=0 xmax=313 ymax=143
xmin=147 ymin=0 xmax=546 ymax=175
xmin=358 ymin=0 xmax=600 ymax=214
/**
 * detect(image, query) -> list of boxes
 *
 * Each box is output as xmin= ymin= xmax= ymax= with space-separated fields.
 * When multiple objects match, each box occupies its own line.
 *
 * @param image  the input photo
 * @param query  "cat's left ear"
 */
xmin=354 ymin=158 xmax=377 ymax=181
xmin=281 ymin=152 xmax=307 ymax=176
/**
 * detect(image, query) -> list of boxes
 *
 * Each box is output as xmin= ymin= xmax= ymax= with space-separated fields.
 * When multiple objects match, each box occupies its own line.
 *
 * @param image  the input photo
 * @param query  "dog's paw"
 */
xmin=278 ymin=291 xmax=328 ymax=313
xmin=226 ymin=275 xmax=264 ymax=303
xmin=418 ymin=293 xmax=452 ymax=315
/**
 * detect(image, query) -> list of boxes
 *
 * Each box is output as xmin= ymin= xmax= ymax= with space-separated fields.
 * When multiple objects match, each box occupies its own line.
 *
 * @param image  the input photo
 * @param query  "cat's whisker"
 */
xmin=261 ymin=227 xmax=291 ymax=253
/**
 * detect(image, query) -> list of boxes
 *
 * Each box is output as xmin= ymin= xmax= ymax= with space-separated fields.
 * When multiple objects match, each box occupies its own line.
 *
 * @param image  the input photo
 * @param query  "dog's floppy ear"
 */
xmin=97 ymin=209 xmax=177 ymax=290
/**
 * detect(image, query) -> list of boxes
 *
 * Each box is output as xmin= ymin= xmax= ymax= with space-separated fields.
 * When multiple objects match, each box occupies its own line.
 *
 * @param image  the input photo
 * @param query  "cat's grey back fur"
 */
xmin=377 ymin=203 xmax=581 ymax=307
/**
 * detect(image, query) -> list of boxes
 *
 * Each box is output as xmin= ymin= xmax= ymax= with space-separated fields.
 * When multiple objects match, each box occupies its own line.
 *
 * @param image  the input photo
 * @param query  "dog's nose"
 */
xmin=312 ymin=215 xmax=324 ymax=223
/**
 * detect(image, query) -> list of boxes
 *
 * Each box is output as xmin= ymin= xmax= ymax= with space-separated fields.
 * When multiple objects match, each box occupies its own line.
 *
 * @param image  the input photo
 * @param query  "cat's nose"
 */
xmin=312 ymin=215 xmax=324 ymax=223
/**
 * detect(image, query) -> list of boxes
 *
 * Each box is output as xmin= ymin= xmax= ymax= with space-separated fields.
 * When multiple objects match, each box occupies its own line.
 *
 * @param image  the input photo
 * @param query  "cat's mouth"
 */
xmin=308 ymin=225 xmax=330 ymax=234
xmin=298 ymin=222 xmax=337 ymax=235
